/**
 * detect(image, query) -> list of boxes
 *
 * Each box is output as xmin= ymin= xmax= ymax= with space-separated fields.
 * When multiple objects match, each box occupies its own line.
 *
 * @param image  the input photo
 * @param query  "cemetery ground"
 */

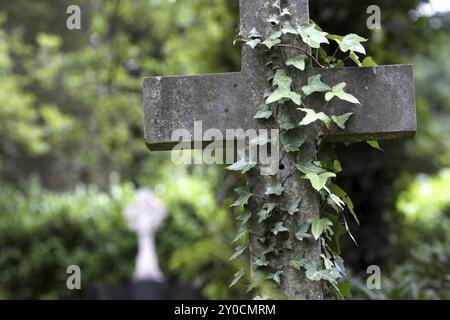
xmin=0 ymin=0 xmax=449 ymax=301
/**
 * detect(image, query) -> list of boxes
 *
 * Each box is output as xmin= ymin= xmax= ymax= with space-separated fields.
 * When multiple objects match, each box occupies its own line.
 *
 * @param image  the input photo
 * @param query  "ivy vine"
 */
xmin=227 ymin=1 xmax=380 ymax=300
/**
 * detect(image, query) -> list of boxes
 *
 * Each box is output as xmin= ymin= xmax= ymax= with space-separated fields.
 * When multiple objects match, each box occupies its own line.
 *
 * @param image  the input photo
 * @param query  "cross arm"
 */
xmin=143 ymin=72 xmax=261 ymax=151
xmin=144 ymin=64 xmax=416 ymax=151
xmin=317 ymin=64 xmax=417 ymax=143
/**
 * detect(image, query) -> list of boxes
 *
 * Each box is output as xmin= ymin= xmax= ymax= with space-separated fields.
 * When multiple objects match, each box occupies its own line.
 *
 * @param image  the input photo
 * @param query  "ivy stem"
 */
xmin=248 ymin=230 xmax=265 ymax=239
xmin=332 ymin=46 xmax=340 ymax=58
xmin=281 ymin=172 xmax=295 ymax=185
xmin=321 ymin=101 xmax=330 ymax=112
xmin=274 ymin=44 xmax=326 ymax=68
xmin=301 ymin=101 xmax=312 ymax=109
xmin=279 ymin=152 xmax=286 ymax=164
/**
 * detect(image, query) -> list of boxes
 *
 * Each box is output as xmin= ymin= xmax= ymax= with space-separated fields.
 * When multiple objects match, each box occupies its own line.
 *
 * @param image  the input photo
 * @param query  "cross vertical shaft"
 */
xmin=241 ymin=0 xmax=322 ymax=299
xmin=248 ymin=144 xmax=323 ymax=299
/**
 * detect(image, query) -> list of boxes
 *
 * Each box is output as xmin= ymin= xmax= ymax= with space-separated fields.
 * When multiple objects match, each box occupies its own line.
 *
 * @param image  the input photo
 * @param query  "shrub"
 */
xmin=0 ymin=178 xmax=137 ymax=299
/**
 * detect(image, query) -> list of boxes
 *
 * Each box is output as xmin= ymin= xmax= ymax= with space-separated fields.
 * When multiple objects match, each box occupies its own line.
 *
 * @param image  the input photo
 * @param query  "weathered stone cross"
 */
xmin=143 ymin=0 xmax=416 ymax=299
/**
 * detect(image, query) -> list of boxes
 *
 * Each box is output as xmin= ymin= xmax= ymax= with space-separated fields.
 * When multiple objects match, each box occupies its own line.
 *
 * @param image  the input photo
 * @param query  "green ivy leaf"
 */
xmin=283 ymin=239 xmax=293 ymax=251
xmin=237 ymin=211 xmax=252 ymax=223
xmin=229 ymin=245 xmax=247 ymax=261
xmin=272 ymin=69 xmax=292 ymax=90
xmin=362 ymin=56 xmax=378 ymax=67
xmin=280 ymin=131 xmax=306 ymax=153
xmin=245 ymin=28 xmax=262 ymax=48
xmin=299 ymin=108 xmax=332 ymax=128
xmin=290 ymin=250 xmax=306 ymax=271
xmin=334 ymin=59 xmax=345 ymax=68
xmin=250 ymin=133 xmax=270 ymax=146
xmin=266 ymin=69 xmax=301 ymax=105
xmin=257 ymin=203 xmax=277 ymax=223
xmin=230 ymin=186 xmax=253 ymax=207
xmin=265 ymin=182 xmax=284 ymax=196
xmin=295 ymin=223 xmax=311 ymax=241
xmin=297 ymin=23 xmax=329 ymax=48
xmin=233 ymin=227 xmax=248 ymax=243
xmin=267 ymin=88 xmax=301 ymax=105
xmin=281 ymin=21 xmax=297 ymax=35
xmin=305 ymin=171 xmax=336 ymax=191
xmin=318 ymin=47 xmax=334 ymax=64
xmin=333 ymin=160 xmax=342 ymax=173
xmin=280 ymin=198 xmax=301 ymax=215
xmin=286 ymin=54 xmax=307 ymax=71
xmin=326 ymin=187 xmax=345 ymax=213
xmin=306 ymin=265 xmax=338 ymax=282
xmin=331 ymin=112 xmax=354 ymax=129
xmin=329 ymin=184 xmax=359 ymax=225
xmin=246 ymin=39 xmax=261 ymax=49
xmin=262 ymin=30 xmax=282 ymax=49
xmin=248 ymin=28 xmax=262 ymax=39
xmin=272 ymin=222 xmax=289 ymax=235
xmin=327 ymin=34 xmax=344 ymax=43
xmin=324 ymin=213 xmax=347 ymax=255
xmin=302 ymin=258 xmax=340 ymax=283
xmin=279 ymin=114 xmax=300 ymax=130
xmin=321 ymin=254 xmax=334 ymax=270
xmin=254 ymin=105 xmax=273 ymax=119
xmin=336 ymin=280 xmax=353 ymax=300
xmin=349 ymin=51 xmax=362 ymax=66
xmin=262 ymin=38 xmax=281 ymax=49
xmin=302 ymin=74 xmax=331 ymax=96
xmin=367 ymin=140 xmax=383 ymax=151
xmin=296 ymin=142 xmax=317 ymax=165
xmin=229 ymin=269 xmax=245 ymax=287
xmin=295 ymin=160 xmax=324 ymax=175
xmin=280 ymin=8 xmax=291 ymax=17
xmin=325 ymin=83 xmax=360 ymax=104
xmin=254 ymin=255 xmax=270 ymax=268
xmin=226 ymin=157 xmax=256 ymax=173
xmin=268 ymin=270 xmax=283 ymax=285
xmin=263 ymin=245 xmax=276 ymax=256
xmin=303 ymin=259 xmax=319 ymax=279
xmin=310 ymin=217 xmax=333 ymax=240
xmin=340 ymin=34 xmax=367 ymax=54
xmin=280 ymin=120 xmax=299 ymax=130
xmin=334 ymin=256 xmax=347 ymax=277
xmin=330 ymin=33 xmax=367 ymax=55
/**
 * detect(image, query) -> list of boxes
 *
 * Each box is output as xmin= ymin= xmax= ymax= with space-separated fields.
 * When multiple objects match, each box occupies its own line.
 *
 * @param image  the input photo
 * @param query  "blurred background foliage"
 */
xmin=0 ymin=0 xmax=448 ymax=299
xmin=0 ymin=176 xmax=137 ymax=299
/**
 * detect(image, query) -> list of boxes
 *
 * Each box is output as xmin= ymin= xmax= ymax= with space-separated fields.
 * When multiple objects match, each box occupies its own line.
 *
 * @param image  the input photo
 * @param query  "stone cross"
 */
xmin=143 ymin=0 xmax=416 ymax=299
xmin=124 ymin=188 xmax=167 ymax=282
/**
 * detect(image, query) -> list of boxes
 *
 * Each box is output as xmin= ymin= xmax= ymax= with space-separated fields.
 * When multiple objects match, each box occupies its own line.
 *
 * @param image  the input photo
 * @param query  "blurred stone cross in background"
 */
xmin=124 ymin=188 xmax=167 ymax=282
xmin=142 ymin=0 xmax=416 ymax=299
